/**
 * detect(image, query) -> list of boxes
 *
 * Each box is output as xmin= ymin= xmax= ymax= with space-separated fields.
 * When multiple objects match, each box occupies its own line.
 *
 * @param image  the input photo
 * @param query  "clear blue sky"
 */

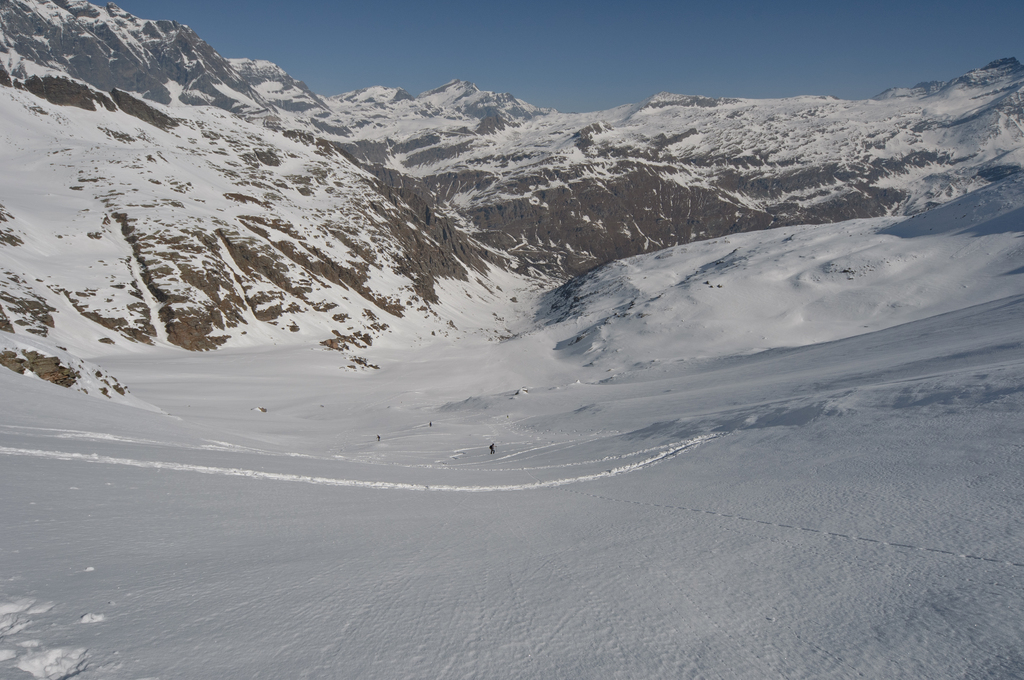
xmin=113 ymin=0 xmax=1022 ymax=112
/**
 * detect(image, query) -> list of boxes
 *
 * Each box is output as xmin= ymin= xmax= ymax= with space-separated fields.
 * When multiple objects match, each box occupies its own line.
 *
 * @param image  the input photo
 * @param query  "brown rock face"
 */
xmin=447 ymin=160 xmax=907 ymax=276
xmin=56 ymin=287 xmax=156 ymax=345
xmin=0 ymin=281 xmax=56 ymax=337
xmin=113 ymin=212 xmax=241 ymax=351
xmin=22 ymin=75 xmax=117 ymax=111
xmin=0 ymin=204 xmax=22 ymax=247
xmin=110 ymin=88 xmax=179 ymax=129
xmin=74 ymin=121 xmax=498 ymax=351
xmin=0 ymin=349 xmax=79 ymax=387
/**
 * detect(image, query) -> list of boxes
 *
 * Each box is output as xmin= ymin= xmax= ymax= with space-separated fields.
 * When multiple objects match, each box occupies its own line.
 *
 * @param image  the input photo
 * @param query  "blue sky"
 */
xmin=114 ymin=1 xmax=1022 ymax=112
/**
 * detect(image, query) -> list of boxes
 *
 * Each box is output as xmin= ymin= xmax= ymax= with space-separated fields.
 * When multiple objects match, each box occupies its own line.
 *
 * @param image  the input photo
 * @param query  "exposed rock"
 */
xmin=55 ymin=287 xmax=155 ymax=344
xmin=0 ymin=0 xmax=273 ymax=113
xmin=113 ymin=211 xmax=243 ymax=351
xmin=0 ymin=349 xmax=24 ymax=373
xmin=224 ymin=193 xmax=272 ymax=208
xmin=0 ymin=224 xmax=23 ymax=247
xmin=0 ymin=305 xmax=12 ymax=334
xmin=977 ymin=165 xmax=1022 ymax=182
xmin=110 ymin=88 xmax=178 ymax=129
xmin=22 ymin=75 xmax=116 ymax=111
xmin=229 ymin=58 xmax=328 ymax=113
xmin=573 ymin=122 xmax=611 ymax=153
xmin=239 ymin=148 xmax=282 ymax=167
xmin=320 ymin=59 xmax=1024 ymax=280
xmin=475 ymin=115 xmax=509 ymax=135
xmin=347 ymin=356 xmax=379 ymax=370
xmin=0 ymin=274 xmax=56 ymax=337
xmin=320 ymin=328 xmax=373 ymax=352
xmin=0 ymin=349 xmax=79 ymax=387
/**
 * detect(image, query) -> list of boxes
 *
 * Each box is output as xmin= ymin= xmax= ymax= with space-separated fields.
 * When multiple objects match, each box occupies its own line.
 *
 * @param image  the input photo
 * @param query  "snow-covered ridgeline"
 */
xmin=0 ymin=69 xmax=531 ymax=359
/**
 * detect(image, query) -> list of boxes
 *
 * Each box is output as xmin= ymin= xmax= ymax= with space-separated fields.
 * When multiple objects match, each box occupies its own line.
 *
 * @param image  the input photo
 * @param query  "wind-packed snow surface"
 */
xmin=2 ymin=178 xmax=1024 ymax=678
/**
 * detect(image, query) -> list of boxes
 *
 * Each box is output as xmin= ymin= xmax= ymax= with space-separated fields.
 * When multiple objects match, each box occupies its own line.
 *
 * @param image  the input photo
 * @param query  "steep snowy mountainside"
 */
xmin=3 ymin=0 xmax=1021 ymax=286
xmin=228 ymin=58 xmax=328 ymax=114
xmin=0 ymin=71 xmax=524 ymax=361
xmin=411 ymin=79 xmax=550 ymax=121
xmin=323 ymin=59 xmax=1024 ymax=278
xmin=0 ymin=0 xmax=276 ymax=114
xmin=537 ymin=173 xmax=1024 ymax=365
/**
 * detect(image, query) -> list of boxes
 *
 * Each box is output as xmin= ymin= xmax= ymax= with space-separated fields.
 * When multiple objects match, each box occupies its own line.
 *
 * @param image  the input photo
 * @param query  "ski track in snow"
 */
xmin=7 ymin=429 xmax=1021 ymax=570
xmin=0 ymin=425 xmax=313 ymax=458
xmin=333 ymin=436 xmax=650 ymax=471
xmin=0 ymin=435 xmax=719 ymax=493
xmin=561 ymin=488 xmax=1024 ymax=570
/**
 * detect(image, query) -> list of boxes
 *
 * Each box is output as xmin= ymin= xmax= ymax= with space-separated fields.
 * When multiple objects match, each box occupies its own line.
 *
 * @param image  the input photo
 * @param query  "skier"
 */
xmin=377 ymin=434 xmax=380 ymax=442
xmin=489 ymin=443 xmax=495 ymax=455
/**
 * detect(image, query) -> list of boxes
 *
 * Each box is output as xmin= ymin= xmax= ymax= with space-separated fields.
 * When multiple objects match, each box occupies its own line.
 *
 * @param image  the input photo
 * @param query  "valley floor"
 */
xmin=3 ymin=290 xmax=1024 ymax=679
xmin=4 ymin=178 xmax=1024 ymax=679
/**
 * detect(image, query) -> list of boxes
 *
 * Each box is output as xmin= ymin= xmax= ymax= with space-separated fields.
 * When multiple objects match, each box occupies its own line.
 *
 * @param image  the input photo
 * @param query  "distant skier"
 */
xmin=489 ymin=443 xmax=495 ymax=455
xmin=429 ymin=422 xmax=432 ymax=427
xmin=377 ymin=434 xmax=380 ymax=442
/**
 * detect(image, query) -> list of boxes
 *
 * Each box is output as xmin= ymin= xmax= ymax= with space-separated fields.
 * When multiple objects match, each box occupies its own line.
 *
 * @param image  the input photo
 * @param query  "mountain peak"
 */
xmin=1 ymin=0 xmax=273 ymax=113
xmin=874 ymin=57 xmax=1024 ymax=100
xmin=980 ymin=57 xmax=1021 ymax=71
xmin=420 ymin=79 xmax=479 ymax=98
xmin=414 ymin=79 xmax=549 ymax=120
xmin=949 ymin=56 xmax=1024 ymax=91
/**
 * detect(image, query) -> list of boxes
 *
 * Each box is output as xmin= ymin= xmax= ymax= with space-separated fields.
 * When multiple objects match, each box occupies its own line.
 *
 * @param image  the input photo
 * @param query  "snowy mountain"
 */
xmin=227 ymin=58 xmax=327 ymax=114
xmin=0 ymin=66 xmax=522 ymax=361
xmin=0 ymin=0 xmax=278 ymax=113
xmin=540 ymin=172 xmax=1024 ymax=363
xmin=3 ymin=0 xmax=1022 ymax=283
xmin=1 ymin=3 xmax=1023 ymax=673
xmin=324 ymin=59 xmax=1024 ymax=276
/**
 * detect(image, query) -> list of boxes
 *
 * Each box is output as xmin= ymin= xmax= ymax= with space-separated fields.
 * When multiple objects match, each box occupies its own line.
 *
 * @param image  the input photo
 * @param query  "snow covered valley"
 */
xmin=2 ymin=176 xmax=1024 ymax=679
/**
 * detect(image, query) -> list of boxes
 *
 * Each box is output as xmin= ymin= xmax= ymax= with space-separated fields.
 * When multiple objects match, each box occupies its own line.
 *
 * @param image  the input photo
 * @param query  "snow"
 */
xmin=305 ymin=60 xmax=1024 ymax=225
xmin=2 ymin=175 xmax=1023 ymax=678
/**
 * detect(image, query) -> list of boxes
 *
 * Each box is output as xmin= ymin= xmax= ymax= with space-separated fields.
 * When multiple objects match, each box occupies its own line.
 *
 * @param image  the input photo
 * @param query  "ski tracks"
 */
xmin=0 ymin=435 xmax=720 ymax=494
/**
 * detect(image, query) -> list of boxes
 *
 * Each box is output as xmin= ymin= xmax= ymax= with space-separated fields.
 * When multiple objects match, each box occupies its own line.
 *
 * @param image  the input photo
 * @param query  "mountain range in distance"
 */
xmin=0 ymin=0 xmax=1022 ymax=360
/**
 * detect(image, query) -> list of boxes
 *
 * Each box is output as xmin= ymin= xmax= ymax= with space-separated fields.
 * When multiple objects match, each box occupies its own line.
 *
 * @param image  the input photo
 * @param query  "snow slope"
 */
xmin=0 ymin=72 xmax=527 ymax=357
xmin=539 ymin=172 xmax=1024 ymax=362
xmin=2 ymin=177 xmax=1023 ymax=678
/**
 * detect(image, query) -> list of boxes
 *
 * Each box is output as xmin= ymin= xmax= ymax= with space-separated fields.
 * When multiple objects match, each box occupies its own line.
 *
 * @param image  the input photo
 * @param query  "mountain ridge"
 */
xmin=0 ymin=64 xmax=523 ymax=359
xmin=1 ymin=0 xmax=1022 ymax=356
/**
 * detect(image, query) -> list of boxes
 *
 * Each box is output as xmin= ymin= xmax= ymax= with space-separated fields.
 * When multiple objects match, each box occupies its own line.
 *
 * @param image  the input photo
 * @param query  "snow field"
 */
xmin=1 ymin=176 xmax=1023 ymax=678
